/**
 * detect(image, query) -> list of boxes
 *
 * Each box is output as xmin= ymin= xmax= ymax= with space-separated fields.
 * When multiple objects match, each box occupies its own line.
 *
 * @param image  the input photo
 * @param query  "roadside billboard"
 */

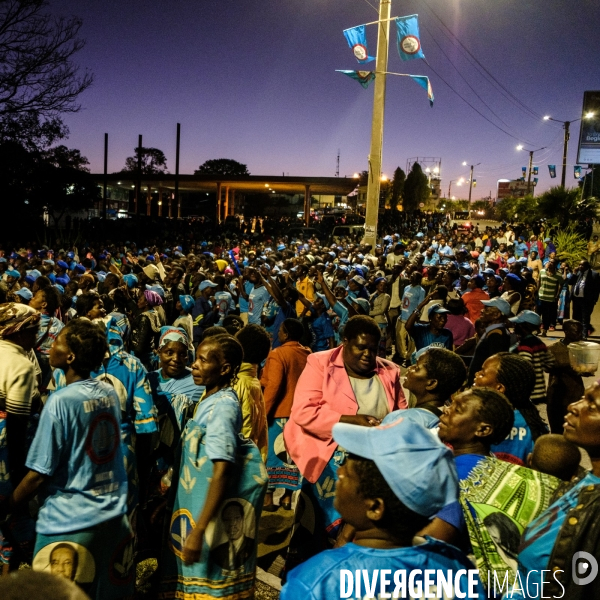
xmin=577 ymin=91 xmax=600 ymax=165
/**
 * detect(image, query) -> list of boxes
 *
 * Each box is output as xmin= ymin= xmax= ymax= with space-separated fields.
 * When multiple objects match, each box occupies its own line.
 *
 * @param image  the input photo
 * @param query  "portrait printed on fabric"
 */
xmin=206 ymin=498 xmax=256 ymax=573
xmin=33 ymin=542 xmax=95 ymax=583
xmin=476 ymin=505 xmax=523 ymax=573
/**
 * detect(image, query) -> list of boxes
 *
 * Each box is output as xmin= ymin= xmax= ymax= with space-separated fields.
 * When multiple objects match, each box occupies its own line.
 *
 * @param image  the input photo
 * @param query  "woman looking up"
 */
xmin=131 ymin=289 xmax=164 ymax=370
xmin=160 ymin=334 xmax=267 ymax=599
xmin=473 ymin=352 xmax=548 ymax=465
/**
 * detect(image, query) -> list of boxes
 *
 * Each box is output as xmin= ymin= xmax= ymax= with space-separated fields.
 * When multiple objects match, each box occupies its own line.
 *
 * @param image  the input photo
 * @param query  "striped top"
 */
xmin=538 ymin=270 xmax=563 ymax=303
xmin=515 ymin=334 xmax=555 ymax=404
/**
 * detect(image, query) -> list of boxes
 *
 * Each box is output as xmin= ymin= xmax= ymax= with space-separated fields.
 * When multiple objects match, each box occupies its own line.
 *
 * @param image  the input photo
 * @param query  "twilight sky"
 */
xmin=50 ymin=0 xmax=600 ymax=200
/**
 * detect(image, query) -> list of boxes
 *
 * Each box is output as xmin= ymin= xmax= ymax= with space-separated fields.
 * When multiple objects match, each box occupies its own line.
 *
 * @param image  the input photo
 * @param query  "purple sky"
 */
xmin=51 ymin=0 xmax=600 ymax=200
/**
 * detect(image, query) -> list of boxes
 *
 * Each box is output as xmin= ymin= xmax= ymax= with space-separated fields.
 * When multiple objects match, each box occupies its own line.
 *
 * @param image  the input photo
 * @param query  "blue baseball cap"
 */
xmin=349 ymin=296 xmax=370 ymax=314
xmin=481 ymin=297 xmax=511 ymax=316
xmin=199 ymin=280 xmax=218 ymax=291
xmin=15 ymin=288 xmax=33 ymax=301
xmin=332 ymin=417 xmax=458 ymax=517
xmin=146 ymin=284 xmax=165 ymax=299
xmin=509 ymin=310 xmax=542 ymax=326
xmin=57 ymin=260 xmax=69 ymax=270
xmin=428 ymin=304 xmax=450 ymax=318
xmin=316 ymin=292 xmax=330 ymax=309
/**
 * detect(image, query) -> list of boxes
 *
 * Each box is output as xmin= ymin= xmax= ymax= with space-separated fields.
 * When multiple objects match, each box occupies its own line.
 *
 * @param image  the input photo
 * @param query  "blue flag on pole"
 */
xmin=533 ymin=166 xmax=539 ymax=176
xmin=396 ymin=15 xmax=426 ymax=61
xmin=343 ymin=25 xmax=375 ymax=63
xmin=574 ymin=165 xmax=582 ymax=178
xmin=409 ymin=75 xmax=434 ymax=107
xmin=533 ymin=177 xmax=539 ymax=186
xmin=336 ymin=70 xmax=376 ymax=89
xmin=522 ymin=167 xmax=527 ymax=177
xmin=548 ymin=165 xmax=556 ymax=178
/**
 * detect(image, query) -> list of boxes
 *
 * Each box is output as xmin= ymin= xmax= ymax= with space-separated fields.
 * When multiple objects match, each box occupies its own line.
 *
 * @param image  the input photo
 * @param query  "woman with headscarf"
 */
xmin=159 ymin=334 xmax=267 ymax=599
xmin=131 ymin=289 xmax=164 ymax=370
xmin=173 ymin=294 xmax=195 ymax=360
xmin=0 ymin=303 xmax=41 ymax=571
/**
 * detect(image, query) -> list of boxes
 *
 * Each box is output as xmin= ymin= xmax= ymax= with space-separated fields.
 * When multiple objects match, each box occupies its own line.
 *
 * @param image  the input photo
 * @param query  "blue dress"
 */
xmin=159 ymin=387 xmax=268 ymax=599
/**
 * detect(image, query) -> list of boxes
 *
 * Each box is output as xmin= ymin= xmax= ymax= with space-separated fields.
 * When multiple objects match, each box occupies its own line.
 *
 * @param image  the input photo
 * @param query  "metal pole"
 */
xmin=468 ymin=165 xmax=474 ymax=204
xmin=135 ymin=134 xmax=142 ymax=214
xmin=363 ymin=0 xmax=391 ymax=248
xmin=527 ymin=151 xmax=533 ymax=195
xmin=175 ymin=123 xmax=181 ymax=219
xmin=103 ymin=133 xmax=108 ymax=219
xmin=561 ymin=121 xmax=570 ymax=188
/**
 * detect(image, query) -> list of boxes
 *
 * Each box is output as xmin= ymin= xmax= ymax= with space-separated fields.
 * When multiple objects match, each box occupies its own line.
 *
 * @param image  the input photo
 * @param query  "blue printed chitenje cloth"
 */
xmin=266 ymin=417 xmax=301 ymax=491
xmin=33 ymin=515 xmax=134 ymax=600
xmin=159 ymin=388 xmax=267 ymax=599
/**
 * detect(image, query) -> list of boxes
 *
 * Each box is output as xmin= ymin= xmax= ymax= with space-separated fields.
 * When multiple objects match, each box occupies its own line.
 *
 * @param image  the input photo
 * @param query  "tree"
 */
xmin=390 ymin=166 xmax=405 ymax=208
xmin=403 ymin=162 xmax=429 ymax=211
xmin=537 ymin=186 xmax=599 ymax=228
xmin=195 ymin=158 xmax=250 ymax=177
xmin=0 ymin=1 xmax=92 ymax=143
xmin=123 ymin=147 xmax=168 ymax=174
xmin=42 ymin=145 xmax=89 ymax=171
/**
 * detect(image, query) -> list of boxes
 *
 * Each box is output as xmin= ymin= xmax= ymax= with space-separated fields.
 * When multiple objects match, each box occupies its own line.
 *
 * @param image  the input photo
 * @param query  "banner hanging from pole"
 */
xmin=395 ymin=15 xmax=426 ymax=61
xmin=336 ymin=70 xmax=376 ymax=89
xmin=574 ymin=165 xmax=582 ymax=178
xmin=343 ymin=25 xmax=375 ymax=63
xmin=548 ymin=165 xmax=556 ymax=178
xmin=522 ymin=167 xmax=527 ymax=177
xmin=408 ymin=75 xmax=434 ymax=107
xmin=533 ymin=166 xmax=539 ymax=176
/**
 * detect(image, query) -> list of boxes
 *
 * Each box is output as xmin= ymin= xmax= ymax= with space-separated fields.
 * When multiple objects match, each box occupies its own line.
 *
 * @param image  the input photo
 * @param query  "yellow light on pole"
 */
xmin=585 ymin=111 xmax=595 ymax=119
xmin=381 ymin=174 xmax=388 ymax=181
xmin=353 ymin=172 xmax=359 ymax=178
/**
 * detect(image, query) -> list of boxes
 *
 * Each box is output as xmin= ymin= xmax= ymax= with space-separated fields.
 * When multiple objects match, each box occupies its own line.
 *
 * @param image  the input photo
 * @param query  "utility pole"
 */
xmin=527 ymin=151 xmax=534 ymax=195
xmin=363 ymin=0 xmax=391 ymax=248
xmin=336 ymin=149 xmax=340 ymax=177
xmin=561 ymin=121 xmax=570 ymax=188
xmin=468 ymin=165 xmax=474 ymax=205
xmin=103 ymin=133 xmax=108 ymax=220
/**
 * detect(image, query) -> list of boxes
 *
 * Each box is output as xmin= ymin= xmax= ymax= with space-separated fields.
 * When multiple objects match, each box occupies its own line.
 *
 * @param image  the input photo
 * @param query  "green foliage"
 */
xmin=195 ymin=158 xmax=250 ymax=177
xmin=554 ymin=225 xmax=588 ymax=268
xmin=494 ymin=195 xmax=539 ymax=223
xmin=391 ymin=166 xmax=406 ymax=208
xmin=536 ymin=186 xmax=599 ymax=228
xmin=403 ymin=162 xmax=429 ymax=211
xmin=123 ymin=147 xmax=168 ymax=174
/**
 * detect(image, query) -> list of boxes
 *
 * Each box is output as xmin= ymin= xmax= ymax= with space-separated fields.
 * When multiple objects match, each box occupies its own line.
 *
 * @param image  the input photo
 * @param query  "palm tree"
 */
xmin=537 ymin=186 xmax=599 ymax=228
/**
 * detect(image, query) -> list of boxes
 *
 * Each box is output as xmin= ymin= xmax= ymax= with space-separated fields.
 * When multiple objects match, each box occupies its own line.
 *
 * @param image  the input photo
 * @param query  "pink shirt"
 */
xmin=284 ymin=346 xmax=406 ymax=483
xmin=446 ymin=314 xmax=476 ymax=347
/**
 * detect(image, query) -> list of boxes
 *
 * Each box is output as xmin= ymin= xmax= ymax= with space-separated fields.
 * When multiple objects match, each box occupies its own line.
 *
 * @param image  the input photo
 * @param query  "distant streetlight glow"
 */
xmin=264 ymin=183 xmax=269 ymax=187
xmin=433 ymin=166 xmax=439 ymax=174
xmin=543 ymin=115 xmax=550 ymax=120
xmin=381 ymin=175 xmax=388 ymax=181
xmin=353 ymin=172 xmax=359 ymax=178
xmin=516 ymin=144 xmax=524 ymax=151
xmin=585 ymin=111 xmax=595 ymax=119
xmin=462 ymin=161 xmax=467 ymax=166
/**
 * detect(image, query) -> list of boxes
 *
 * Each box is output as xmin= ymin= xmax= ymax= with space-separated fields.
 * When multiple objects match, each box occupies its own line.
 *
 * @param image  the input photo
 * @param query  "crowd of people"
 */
xmin=0 ymin=215 xmax=599 ymax=599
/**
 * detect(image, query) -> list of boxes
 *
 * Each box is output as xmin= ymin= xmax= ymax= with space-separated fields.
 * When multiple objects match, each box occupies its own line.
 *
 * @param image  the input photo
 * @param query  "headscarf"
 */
xmin=179 ymin=295 xmax=194 ymax=313
xmin=0 ymin=303 xmax=41 ymax=338
xmin=158 ymin=326 xmax=189 ymax=350
xmin=122 ymin=273 xmax=138 ymax=289
xmin=143 ymin=289 xmax=163 ymax=307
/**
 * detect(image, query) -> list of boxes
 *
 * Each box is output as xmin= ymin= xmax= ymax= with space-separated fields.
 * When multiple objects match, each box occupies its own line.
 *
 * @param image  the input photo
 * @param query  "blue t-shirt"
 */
xmin=248 ymin=285 xmax=271 ymax=325
xmin=214 ymin=290 xmax=235 ymax=324
xmin=332 ymin=301 xmax=350 ymax=345
xmin=411 ymin=322 xmax=454 ymax=354
xmin=491 ymin=410 xmax=534 ymax=466
xmin=26 ymin=379 xmax=128 ymax=535
xmin=192 ymin=387 xmax=242 ymax=462
xmin=270 ymin=300 xmax=296 ymax=349
xmin=401 ymin=285 xmax=425 ymax=322
xmin=281 ymin=539 xmax=485 ymax=600
xmin=308 ymin=309 xmax=335 ymax=352
xmin=509 ymin=473 xmax=600 ymax=599
xmin=238 ymin=280 xmax=253 ymax=313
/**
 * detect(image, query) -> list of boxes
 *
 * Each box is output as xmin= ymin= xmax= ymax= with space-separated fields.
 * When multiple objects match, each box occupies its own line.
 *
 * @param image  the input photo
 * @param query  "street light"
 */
xmin=543 ymin=112 xmax=596 ymax=187
xmin=516 ymin=145 xmax=546 ymax=195
xmin=462 ymin=162 xmax=481 ymax=204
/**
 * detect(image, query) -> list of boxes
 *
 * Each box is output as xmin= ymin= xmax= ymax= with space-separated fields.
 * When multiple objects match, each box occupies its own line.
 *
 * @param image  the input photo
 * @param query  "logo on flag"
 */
xmin=337 ymin=70 xmax=376 ymax=89
xmin=344 ymin=25 xmax=375 ymax=64
xmin=396 ymin=15 xmax=426 ymax=61
xmin=548 ymin=165 xmax=556 ymax=178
